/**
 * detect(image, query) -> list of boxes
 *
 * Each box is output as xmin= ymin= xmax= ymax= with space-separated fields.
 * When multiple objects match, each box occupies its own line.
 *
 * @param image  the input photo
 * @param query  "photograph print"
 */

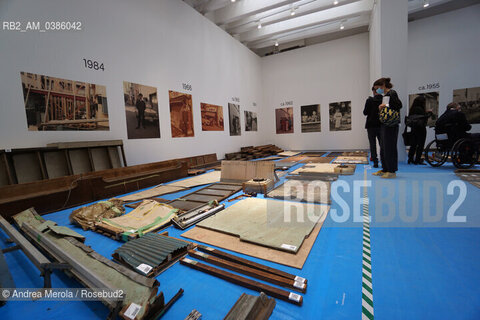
xmin=329 ymin=101 xmax=351 ymax=131
xmin=275 ymin=107 xmax=294 ymax=134
xmin=169 ymin=90 xmax=194 ymax=138
xmin=453 ymin=86 xmax=480 ymax=124
xmin=244 ymin=110 xmax=258 ymax=131
xmin=21 ymin=72 xmax=109 ymax=131
xmin=408 ymin=92 xmax=439 ymax=127
xmin=228 ymin=103 xmax=241 ymax=136
xmin=123 ymin=81 xmax=160 ymax=139
xmin=301 ymin=104 xmax=321 ymax=133
xmin=201 ymin=103 xmax=224 ymax=131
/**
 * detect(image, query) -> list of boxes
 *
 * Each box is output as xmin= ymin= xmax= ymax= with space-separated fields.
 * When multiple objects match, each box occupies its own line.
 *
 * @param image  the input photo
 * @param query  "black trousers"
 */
xmin=367 ymin=127 xmax=381 ymax=162
xmin=380 ymin=124 xmax=399 ymax=173
xmin=408 ymin=126 xmax=427 ymax=162
xmin=137 ymin=110 xmax=145 ymax=128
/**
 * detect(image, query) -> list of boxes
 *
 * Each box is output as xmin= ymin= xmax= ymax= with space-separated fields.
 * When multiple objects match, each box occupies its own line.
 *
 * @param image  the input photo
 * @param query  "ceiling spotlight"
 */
xmin=423 ymin=0 xmax=429 ymax=7
xmin=333 ymin=0 xmax=339 ymax=5
xmin=257 ymin=21 xmax=262 ymax=29
xmin=274 ymin=40 xmax=279 ymax=47
xmin=231 ymin=0 xmax=236 ymax=2
xmin=290 ymin=7 xmax=296 ymax=16
xmin=340 ymin=23 xmax=344 ymax=30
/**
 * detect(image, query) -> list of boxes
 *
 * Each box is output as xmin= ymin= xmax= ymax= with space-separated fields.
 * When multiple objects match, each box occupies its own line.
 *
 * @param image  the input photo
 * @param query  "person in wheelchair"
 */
xmin=435 ymin=102 xmax=479 ymax=143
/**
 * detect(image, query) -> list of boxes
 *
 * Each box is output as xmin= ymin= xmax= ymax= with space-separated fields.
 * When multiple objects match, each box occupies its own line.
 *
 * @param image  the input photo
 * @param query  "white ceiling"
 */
xmin=183 ymin=0 xmax=479 ymax=56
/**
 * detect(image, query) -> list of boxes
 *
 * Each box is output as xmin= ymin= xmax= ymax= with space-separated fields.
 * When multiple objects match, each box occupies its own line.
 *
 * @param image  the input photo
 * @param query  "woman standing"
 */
xmin=372 ymin=77 xmax=402 ymax=179
xmin=407 ymin=95 xmax=432 ymax=165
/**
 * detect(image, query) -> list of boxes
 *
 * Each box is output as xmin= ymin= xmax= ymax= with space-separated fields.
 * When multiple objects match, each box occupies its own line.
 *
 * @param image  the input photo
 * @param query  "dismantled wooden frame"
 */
xmin=12 ymin=208 xmax=166 ymax=320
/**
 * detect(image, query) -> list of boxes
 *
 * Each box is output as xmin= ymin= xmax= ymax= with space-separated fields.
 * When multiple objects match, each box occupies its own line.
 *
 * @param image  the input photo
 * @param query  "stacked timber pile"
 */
xmin=225 ymin=144 xmax=283 ymax=160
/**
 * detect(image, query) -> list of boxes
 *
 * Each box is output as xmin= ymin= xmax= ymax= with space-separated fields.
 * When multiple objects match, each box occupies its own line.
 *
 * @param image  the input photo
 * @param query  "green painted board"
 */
xmin=197 ymin=198 xmax=329 ymax=253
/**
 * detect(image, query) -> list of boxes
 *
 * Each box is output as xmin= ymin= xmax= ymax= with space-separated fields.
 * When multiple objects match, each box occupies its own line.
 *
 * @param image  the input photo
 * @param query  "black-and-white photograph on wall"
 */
xmin=329 ymin=101 xmax=351 ymax=131
xmin=301 ymin=104 xmax=321 ymax=133
xmin=244 ymin=111 xmax=257 ymax=131
xmin=453 ymin=86 xmax=480 ymax=124
xmin=408 ymin=92 xmax=439 ymax=127
xmin=228 ymin=103 xmax=241 ymax=136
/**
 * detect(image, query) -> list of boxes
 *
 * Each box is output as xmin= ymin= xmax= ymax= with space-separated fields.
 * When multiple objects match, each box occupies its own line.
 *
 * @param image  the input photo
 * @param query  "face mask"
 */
xmin=376 ymin=88 xmax=384 ymax=95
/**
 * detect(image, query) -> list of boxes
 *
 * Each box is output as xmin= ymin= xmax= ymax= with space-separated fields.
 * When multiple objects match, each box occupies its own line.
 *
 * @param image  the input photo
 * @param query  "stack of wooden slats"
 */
xmin=224 ymin=144 xmax=283 ymax=161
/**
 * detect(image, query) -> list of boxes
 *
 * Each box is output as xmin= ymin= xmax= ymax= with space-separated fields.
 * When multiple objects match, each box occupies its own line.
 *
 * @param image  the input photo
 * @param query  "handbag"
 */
xmin=402 ymin=124 xmax=413 ymax=146
xmin=406 ymin=114 xmax=425 ymax=129
xmin=379 ymin=105 xmax=400 ymax=127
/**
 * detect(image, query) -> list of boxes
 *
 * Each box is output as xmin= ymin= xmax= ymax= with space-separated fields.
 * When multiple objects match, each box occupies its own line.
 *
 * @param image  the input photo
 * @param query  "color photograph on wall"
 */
xmin=244 ymin=111 xmax=258 ymax=131
xmin=408 ymin=92 xmax=439 ymax=127
xmin=169 ymin=90 xmax=194 ymax=138
xmin=228 ymin=103 xmax=241 ymax=136
xmin=453 ymin=86 xmax=480 ymax=124
xmin=275 ymin=107 xmax=294 ymax=134
xmin=329 ymin=101 xmax=351 ymax=131
xmin=201 ymin=103 xmax=224 ymax=131
xmin=20 ymin=72 xmax=109 ymax=131
xmin=123 ymin=81 xmax=160 ymax=139
xmin=301 ymin=104 xmax=321 ymax=133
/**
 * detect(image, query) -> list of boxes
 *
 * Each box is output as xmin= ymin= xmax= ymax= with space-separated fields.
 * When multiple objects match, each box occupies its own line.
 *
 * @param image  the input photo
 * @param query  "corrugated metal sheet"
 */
xmin=114 ymin=233 xmax=190 ymax=276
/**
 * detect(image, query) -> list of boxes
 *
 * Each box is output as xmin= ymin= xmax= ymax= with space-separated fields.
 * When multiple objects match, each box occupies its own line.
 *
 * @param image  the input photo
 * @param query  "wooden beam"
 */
xmin=180 ymin=258 xmax=303 ymax=305
xmin=187 ymin=250 xmax=306 ymax=293
xmin=196 ymin=245 xmax=307 ymax=284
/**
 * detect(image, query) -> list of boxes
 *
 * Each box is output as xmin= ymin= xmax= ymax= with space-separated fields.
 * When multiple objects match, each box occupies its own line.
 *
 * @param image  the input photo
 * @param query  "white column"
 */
xmin=369 ymin=0 xmax=408 ymax=161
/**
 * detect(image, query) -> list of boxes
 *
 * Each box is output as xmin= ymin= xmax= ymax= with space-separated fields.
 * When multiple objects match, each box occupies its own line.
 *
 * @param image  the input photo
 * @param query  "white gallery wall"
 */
xmin=407 ymin=3 xmax=480 ymax=141
xmin=0 ymin=0 xmax=263 ymax=165
xmin=259 ymin=33 xmax=371 ymax=151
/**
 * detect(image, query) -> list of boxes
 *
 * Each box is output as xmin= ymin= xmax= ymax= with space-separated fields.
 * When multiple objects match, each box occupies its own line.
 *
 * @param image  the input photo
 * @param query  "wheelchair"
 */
xmin=425 ymin=128 xmax=479 ymax=168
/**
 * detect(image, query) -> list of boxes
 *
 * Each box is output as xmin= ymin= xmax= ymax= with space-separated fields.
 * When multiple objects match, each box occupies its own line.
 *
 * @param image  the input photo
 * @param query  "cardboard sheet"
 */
xmin=118 ymin=185 xmax=186 ymax=202
xmin=182 ymin=208 xmax=328 ymax=269
xmin=197 ymin=198 xmax=328 ymax=252
xmin=168 ymin=170 xmax=221 ymax=188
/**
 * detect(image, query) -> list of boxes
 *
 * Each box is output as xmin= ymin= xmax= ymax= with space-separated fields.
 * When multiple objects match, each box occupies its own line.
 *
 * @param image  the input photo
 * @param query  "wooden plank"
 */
xmin=1 ymin=153 xmax=14 ymax=185
xmin=90 ymin=147 xmax=112 ymax=171
xmin=47 ymin=140 xmax=123 ymax=149
xmin=194 ymin=188 xmax=233 ymax=197
xmin=69 ymin=149 xmax=92 ymax=174
xmin=187 ymin=250 xmax=306 ymax=293
xmin=180 ymin=258 xmax=303 ymax=305
xmin=43 ymin=151 xmax=70 ymax=178
xmin=108 ymin=147 xmax=122 ymax=168
xmin=168 ymin=171 xmax=221 ymax=188
xmin=220 ymin=161 xmax=275 ymax=183
xmin=182 ymin=194 xmax=223 ymax=203
xmin=12 ymin=153 xmax=44 ymax=183
xmin=196 ymin=245 xmax=306 ymax=284
xmin=0 ymin=153 xmax=10 ymax=186
xmin=168 ymin=200 xmax=204 ymax=212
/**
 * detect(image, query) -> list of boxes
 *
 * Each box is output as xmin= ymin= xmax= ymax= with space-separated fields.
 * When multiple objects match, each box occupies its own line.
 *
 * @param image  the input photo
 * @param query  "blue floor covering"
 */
xmin=1 ymin=154 xmax=479 ymax=319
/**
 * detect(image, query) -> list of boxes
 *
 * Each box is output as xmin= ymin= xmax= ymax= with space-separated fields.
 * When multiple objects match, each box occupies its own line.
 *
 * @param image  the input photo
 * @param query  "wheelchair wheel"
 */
xmin=452 ymin=139 xmax=478 ymax=169
xmin=425 ymin=139 xmax=449 ymax=167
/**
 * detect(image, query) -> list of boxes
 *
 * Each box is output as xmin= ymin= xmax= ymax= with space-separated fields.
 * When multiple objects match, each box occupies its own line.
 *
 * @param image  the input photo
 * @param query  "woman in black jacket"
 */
xmin=372 ymin=77 xmax=402 ymax=179
xmin=407 ymin=95 xmax=432 ymax=165
xmin=363 ymin=87 xmax=383 ymax=168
